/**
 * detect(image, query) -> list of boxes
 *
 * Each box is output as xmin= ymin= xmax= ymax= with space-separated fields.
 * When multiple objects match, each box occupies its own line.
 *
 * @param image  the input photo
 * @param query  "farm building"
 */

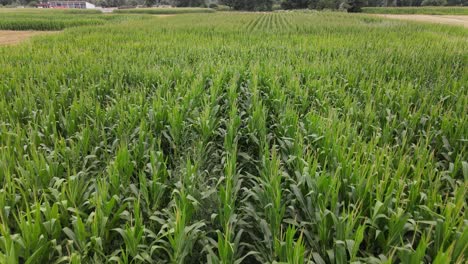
xmin=37 ymin=1 xmax=96 ymax=9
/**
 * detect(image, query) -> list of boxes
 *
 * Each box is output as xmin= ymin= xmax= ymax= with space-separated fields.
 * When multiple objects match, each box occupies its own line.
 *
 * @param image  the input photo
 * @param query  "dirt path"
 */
xmin=153 ymin=14 xmax=176 ymax=17
xmin=376 ymin=14 xmax=468 ymax=28
xmin=0 ymin=30 xmax=57 ymax=46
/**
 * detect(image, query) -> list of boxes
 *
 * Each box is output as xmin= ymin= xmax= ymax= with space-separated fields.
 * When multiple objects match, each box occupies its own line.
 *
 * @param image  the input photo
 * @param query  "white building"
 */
xmin=43 ymin=1 xmax=96 ymax=9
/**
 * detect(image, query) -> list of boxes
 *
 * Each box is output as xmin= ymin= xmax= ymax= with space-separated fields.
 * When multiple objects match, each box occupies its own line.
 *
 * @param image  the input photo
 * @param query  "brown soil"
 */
xmin=375 ymin=14 xmax=468 ymax=28
xmin=0 ymin=30 xmax=57 ymax=46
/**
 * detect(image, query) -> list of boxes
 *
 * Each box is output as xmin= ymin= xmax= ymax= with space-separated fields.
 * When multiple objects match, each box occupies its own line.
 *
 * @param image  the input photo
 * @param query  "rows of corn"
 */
xmin=0 ymin=11 xmax=467 ymax=264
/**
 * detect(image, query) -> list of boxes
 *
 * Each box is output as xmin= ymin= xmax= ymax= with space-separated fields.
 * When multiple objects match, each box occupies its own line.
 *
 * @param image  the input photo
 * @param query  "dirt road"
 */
xmin=376 ymin=14 xmax=468 ymax=28
xmin=0 ymin=30 xmax=56 ymax=46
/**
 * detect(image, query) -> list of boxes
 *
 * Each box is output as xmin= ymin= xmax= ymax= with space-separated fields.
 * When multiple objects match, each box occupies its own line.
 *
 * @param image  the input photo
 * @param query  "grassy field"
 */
xmin=113 ymin=7 xmax=216 ymax=14
xmin=362 ymin=6 xmax=468 ymax=15
xmin=0 ymin=10 xmax=467 ymax=264
xmin=0 ymin=9 xmax=134 ymax=31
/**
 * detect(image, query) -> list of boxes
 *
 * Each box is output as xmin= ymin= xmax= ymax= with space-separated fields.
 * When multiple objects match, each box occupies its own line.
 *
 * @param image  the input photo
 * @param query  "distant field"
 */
xmin=0 ymin=10 xmax=467 ymax=264
xmin=363 ymin=6 xmax=468 ymax=15
xmin=0 ymin=8 xmax=101 ymax=14
xmin=0 ymin=9 xmax=144 ymax=30
xmin=113 ymin=7 xmax=215 ymax=14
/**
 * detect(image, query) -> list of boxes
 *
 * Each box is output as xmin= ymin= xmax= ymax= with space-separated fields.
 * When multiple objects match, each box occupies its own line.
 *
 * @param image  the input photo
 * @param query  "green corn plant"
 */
xmin=63 ymin=215 xmax=91 ymax=259
xmin=138 ymin=151 xmax=168 ymax=213
xmin=113 ymin=200 xmax=150 ymax=263
xmin=210 ymin=101 xmax=244 ymax=264
xmin=14 ymin=203 xmax=51 ymax=263
xmin=396 ymin=232 xmax=431 ymax=264
xmin=213 ymin=152 xmax=239 ymax=263
xmin=62 ymin=171 xmax=92 ymax=213
xmin=0 ymin=222 xmax=19 ymax=264
xmin=245 ymin=146 xmax=287 ymax=263
xmin=41 ymin=201 xmax=62 ymax=242
xmin=69 ymin=253 xmax=82 ymax=264
xmin=157 ymin=159 xmax=205 ymax=263
xmin=196 ymin=97 xmax=220 ymax=145
xmin=109 ymin=143 xmax=134 ymax=194
xmin=166 ymin=104 xmax=186 ymax=155
xmin=89 ymin=178 xmax=127 ymax=259
xmin=277 ymin=225 xmax=306 ymax=264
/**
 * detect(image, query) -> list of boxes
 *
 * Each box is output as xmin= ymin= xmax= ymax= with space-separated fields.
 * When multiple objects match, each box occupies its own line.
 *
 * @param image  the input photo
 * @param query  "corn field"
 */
xmin=113 ymin=8 xmax=216 ymax=14
xmin=0 ymin=9 xmax=140 ymax=31
xmin=0 ymin=10 xmax=467 ymax=264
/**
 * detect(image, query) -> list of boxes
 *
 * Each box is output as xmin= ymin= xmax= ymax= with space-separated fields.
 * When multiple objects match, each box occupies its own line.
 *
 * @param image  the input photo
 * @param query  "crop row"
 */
xmin=245 ymin=13 xmax=293 ymax=32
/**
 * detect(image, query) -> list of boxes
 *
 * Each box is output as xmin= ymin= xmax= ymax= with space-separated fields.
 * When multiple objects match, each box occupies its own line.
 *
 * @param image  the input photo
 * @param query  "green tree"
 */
xmin=224 ymin=0 xmax=273 ymax=10
xmin=316 ymin=0 xmax=341 ymax=9
xmin=281 ymin=0 xmax=311 ymax=9
xmin=145 ymin=0 xmax=157 ymax=6
xmin=219 ymin=0 xmax=236 ymax=8
xmin=341 ymin=0 xmax=366 ymax=11
xmin=0 ymin=0 xmax=13 ymax=5
xmin=421 ymin=0 xmax=447 ymax=5
xmin=446 ymin=0 xmax=462 ymax=5
xmin=257 ymin=0 xmax=274 ymax=10
xmin=173 ymin=0 xmax=206 ymax=6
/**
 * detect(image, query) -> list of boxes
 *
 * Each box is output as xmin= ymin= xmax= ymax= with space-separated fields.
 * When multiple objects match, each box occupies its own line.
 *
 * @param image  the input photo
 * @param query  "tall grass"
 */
xmin=0 ymin=8 xmax=101 ymax=14
xmin=0 ymin=11 xmax=467 ymax=263
xmin=0 ymin=10 xmax=140 ymax=30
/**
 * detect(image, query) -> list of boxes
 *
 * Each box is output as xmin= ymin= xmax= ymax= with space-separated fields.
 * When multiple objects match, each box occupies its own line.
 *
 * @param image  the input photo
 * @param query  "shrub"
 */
xmin=341 ymin=0 xmax=365 ymax=12
xmin=215 ymin=4 xmax=231 ymax=10
xmin=27 ymin=1 xmax=37 ymax=7
xmin=421 ymin=0 xmax=448 ymax=5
